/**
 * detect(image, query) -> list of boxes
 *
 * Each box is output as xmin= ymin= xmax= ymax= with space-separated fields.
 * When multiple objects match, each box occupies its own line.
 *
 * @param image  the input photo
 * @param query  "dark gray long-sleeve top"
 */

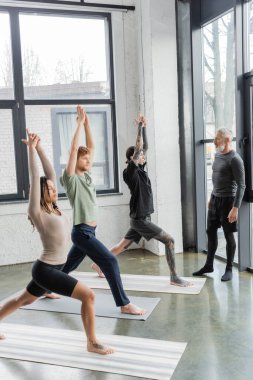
xmin=212 ymin=150 xmax=246 ymax=208
xmin=142 ymin=127 xmax=148 ymax=152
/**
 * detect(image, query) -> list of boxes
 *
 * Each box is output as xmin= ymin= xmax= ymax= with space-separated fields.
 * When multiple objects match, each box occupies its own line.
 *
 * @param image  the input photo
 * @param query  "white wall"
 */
xmin=148 ymin=0 xmax=183 ymax=255
xmin=129 ymin=0 xmax=183 ymax=255
xmin=0 ymin=0 xmax=183 ymax=265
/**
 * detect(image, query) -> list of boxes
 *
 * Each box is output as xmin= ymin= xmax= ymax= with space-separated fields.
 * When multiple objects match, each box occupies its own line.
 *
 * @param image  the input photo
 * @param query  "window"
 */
xmin=24 ymin=104 xmax=114 ymax=192
xmin=0 ymin=7 xmax=118 ymax=201
xmin=52 ymin=106 xmax=114 ymax=191
xmin=0 ymin=109 xmax=17 ymax=195
xmin=0 ymin=12 xmax=14 ymax=100
xmin=245 ymin=0 xmax=253 ymax=72
xmin=0 ymin=12 xmax=21 ymax=200
xmin=19 ymin=14 xmax=110 ymax=100
xmin=245 ymin=0 xmax=253 ymax=267
xmin=202 ymin=11 xmax=237 ymax=261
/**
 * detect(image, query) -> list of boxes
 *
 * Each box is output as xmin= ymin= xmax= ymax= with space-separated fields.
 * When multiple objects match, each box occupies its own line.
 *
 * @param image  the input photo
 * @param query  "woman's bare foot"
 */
xmin=87 ymin=340 xmax=114 ymax=355
xmin=91 ymin=263 xmax=105 ymax=278
xmin=121 ymin=303 xmax=146 ymax=315
xmin=170 ymin=275 xmax=192 ymax=287
xmin=44 ymin=293 xmax=61 ymax=299
xmin=0 ymin=333 xmax=6 ymax=340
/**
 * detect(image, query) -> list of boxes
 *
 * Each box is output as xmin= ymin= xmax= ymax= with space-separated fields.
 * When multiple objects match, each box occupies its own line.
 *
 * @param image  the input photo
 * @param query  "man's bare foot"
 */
xmin=91 ymin=263 xmax=105 ymax=278
xmin=44 ymin=293 xmax=61 ymax=299
xmin=87 ymin=340 xmax=114 ymax=355
xmin=121 ymin=303 xmax=146 ymax=315
xmin=170 ymin=275 xmax=192 ymax=287
xmin=0 ymin=333 xmax=6 ymax=340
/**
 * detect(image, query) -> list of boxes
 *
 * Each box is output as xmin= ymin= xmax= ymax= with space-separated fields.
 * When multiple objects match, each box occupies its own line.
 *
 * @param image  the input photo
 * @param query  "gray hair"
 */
xmin=216 ymin=128 xmax=233 ymax=141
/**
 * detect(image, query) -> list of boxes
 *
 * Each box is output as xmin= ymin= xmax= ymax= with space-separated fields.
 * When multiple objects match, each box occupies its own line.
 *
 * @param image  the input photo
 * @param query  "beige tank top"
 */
xmin=28 ymin=147 xmax=70 ymax=265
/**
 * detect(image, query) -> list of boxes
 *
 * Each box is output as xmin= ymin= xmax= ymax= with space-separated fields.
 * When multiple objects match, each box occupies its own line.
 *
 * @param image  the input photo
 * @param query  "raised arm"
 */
xmin=131 ymin=114 xmax=146 ymax=165
xmin=22 ymin=131 xmax=41 ymax=219
xmin=66 ymin=105 xmax=87 ymax=176
xmin=84 ymin=112 xmax=95 ymax=166
xmin=36 ymin=140 xmax=56 ymax=186
xmin=142 ymin=116 xmax=148 ymax=153
xmin=132 ymin=121 xmax=143 ymax=166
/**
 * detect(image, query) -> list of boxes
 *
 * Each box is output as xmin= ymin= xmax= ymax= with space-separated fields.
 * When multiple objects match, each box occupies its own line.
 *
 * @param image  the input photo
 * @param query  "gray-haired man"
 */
xmin=193 ymin=128 xmax=246 ymax=281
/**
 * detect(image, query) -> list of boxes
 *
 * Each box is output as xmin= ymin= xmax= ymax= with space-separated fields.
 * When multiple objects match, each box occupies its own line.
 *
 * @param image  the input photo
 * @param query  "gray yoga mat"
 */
xmin=4 ymin=292 xmax=160 ymax=320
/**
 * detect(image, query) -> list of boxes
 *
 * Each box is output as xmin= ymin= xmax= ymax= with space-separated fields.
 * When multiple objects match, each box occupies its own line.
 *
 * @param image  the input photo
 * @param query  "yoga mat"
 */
xmin=72 ymin=272 xmax=206 ymax=294
xmin=0 ymin=291 xmax=160 ymax=321
xmin=0 ymin=323 xmax=187 ymax=380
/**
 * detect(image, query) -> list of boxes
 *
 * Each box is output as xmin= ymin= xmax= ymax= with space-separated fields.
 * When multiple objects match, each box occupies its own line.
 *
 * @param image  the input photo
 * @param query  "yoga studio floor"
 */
xmin=0 ymin=250 xmax=253 ymax=380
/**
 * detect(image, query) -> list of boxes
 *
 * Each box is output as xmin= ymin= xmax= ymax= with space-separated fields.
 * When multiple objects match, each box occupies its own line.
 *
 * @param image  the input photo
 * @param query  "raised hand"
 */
xmin=21 ymin=129 xmax=40 ymax=149
xmin=135 ymin=113 xmax=147 ymax=127
xmin=135 ymin=113 xmax=143 ymax=126
xmin=141 ymin=115 xmax=147 ymax=127
xmin=76 ymin=105 xmax=87 ymax=125
xmin=35 ymin=136 xmax=42 ymax=151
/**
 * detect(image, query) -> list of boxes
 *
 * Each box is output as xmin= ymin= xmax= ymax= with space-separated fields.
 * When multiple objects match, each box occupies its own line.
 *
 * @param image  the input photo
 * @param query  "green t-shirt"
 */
xmin=60 ymin=169 xmax=98 ymax=225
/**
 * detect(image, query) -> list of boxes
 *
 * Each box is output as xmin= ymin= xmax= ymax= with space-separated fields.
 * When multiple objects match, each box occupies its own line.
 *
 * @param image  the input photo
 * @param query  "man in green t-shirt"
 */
xmin=61 ymin=105 xmax=145 ymax=315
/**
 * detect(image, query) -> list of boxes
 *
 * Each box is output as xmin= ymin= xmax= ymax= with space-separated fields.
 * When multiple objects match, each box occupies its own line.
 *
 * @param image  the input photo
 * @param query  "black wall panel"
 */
xmin=200 ymin=0 xmax=236 ymax=25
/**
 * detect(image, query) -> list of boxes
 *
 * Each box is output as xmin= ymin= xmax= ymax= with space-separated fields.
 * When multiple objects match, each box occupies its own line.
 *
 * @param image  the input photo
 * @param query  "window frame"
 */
xmin=190 ymin=0 xmax=252 ymax=271
xmin=51 ymin=105 xmax=113 ymax=193
xmin=0 ymin=5 xmax=119 ymax=201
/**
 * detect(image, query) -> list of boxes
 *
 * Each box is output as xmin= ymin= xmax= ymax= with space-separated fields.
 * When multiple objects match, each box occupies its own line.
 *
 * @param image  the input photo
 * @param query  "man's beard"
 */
xmin=216 ymin=145 xmax=225 ymax=153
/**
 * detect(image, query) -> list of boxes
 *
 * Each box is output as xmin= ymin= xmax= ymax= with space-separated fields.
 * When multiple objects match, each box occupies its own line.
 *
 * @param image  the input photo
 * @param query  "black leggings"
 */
xmin=206 ymin=228 xmax=236 ymax=270
xmin=26 ymin=260 xmax=78 ymax=298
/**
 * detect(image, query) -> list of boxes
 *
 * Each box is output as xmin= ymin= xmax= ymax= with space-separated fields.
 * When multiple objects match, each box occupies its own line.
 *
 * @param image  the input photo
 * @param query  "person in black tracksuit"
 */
xmin=92 ymin=114 xmax=190 ymax=287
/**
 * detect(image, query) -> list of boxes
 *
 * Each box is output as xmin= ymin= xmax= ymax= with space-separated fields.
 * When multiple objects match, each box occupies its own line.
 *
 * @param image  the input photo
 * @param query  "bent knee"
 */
xmin=22 ymin=299 xmax=34 ymax=306
xmin=165 ymin=234 xmax=175 ymax=246
xmin=107 ymin=254 xmax=118 ymax=266
xmin=87 ymin=289 xmax=95 ymax=302
xmin=157 ymin=231 xmax=175 ymax=246
xmin=20 ymin=296 xmax=36 ymax=306
xmin=80 ymin=287 xmax=95 ymax=303
xmin=169 ymin=236 xmax=175 ymax=245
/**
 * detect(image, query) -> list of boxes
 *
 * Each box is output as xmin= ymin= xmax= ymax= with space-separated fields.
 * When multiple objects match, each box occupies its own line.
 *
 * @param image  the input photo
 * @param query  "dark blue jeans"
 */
xmin=62 ymin=224 xmax=130 ymax=307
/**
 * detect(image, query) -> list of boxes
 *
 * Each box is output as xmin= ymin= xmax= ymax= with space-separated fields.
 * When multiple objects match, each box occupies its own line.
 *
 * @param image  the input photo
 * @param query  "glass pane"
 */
xmin=203 ymin=11 xmax=236 ymax=138
xmin=0 ymin=12 xmax=14 ymax=99
xmin=247 ymin=1 xmax=253 ymax=71
xmin=205 ymin=142 xmax=214 ymax=202
xmin=19 ymin=14 xmax=110 ymax=100
xmin=25 ymin=104 xmax=115 ymax=192
xmin=251 ymin=204 xmax=253 ymax=267
xmin=0 ymin=109 xmax=17 ymax=194
xmin=247 ymin=2 xmax=253 ymax=268
xmin=203 ymin=12 xmax=238 ymax=262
